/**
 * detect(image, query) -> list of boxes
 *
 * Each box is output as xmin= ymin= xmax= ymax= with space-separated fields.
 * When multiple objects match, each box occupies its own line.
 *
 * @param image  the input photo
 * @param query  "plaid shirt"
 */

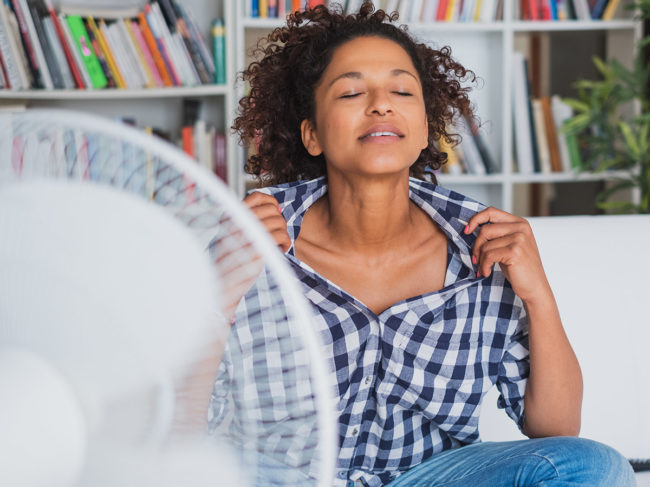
xmin=209 ymin=177 xmax=529 ymax=487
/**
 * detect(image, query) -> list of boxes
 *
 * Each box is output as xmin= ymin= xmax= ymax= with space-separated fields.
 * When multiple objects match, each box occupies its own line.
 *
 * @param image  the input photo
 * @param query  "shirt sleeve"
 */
xmin=495 ymin=296 xmax=530 ymax=432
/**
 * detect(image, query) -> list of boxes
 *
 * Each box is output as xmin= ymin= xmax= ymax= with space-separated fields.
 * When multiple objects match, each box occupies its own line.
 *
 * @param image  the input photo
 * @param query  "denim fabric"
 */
xmin=385 ymin=437 xmax=634 ymax=487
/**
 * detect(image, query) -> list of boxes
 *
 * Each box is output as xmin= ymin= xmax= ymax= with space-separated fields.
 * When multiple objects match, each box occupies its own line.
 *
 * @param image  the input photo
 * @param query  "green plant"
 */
xmin=563 ymin=0 xmax=650 ymax=213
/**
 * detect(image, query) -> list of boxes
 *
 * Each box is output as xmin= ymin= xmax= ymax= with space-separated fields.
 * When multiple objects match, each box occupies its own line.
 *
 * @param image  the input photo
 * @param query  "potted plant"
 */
xmin=563 ymin=0 xmax=650 ymax=213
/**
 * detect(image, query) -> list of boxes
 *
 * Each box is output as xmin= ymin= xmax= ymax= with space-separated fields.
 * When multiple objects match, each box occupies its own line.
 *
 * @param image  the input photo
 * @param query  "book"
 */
xmin=174 ymin=11 xmax=211 ymax=84
xmin=150 ymin=1 xmax=196 ymax=86
xmin=590 ymin=0 xmax=608 ymax=19
xmin=87 ymin=16 xmax=125 ymax=88
xmin=212 ymin=18 xmax=225 ymax=84
xmin=176 ymin=3 xmax=215 ymax=81
xmin=102 ymin=20 xmax=136 ymax=88
xmin=540 ymin=96 xmax=563 ymax=172
xmin=59 ymin=12 xmax=91 ymax=88
xmin=128 ymin=20 xmax=163 ymax=87
xmin=85 ymin=20 xmax=117 ymax=88
xmin=420 ymin=0 xmax=438 ymax=22
xmin=512 ymin=51 xmax=535 ymax=174
xmin=0 ymin=3 xmax=30 ymax=89
xmin=42 ymin=15 xmax=75 ymax=88
xmin=11 ymin=0 xmax=51 ymax=88
xmin=601 ymin=0 xmax=620 ymax=20
xmin=435 ymin=0 xmax=448 ymax=20
xmin=116 ymin=20 xmax=150 ymax=87
xmin=268 ymin=0 xmax=278 ymax=17
xmin=137 ymin=10 xmax=173 ymax=86
xmin=44 ymin=0 xmax=83 ymax=88
xmin=465 ymin=115 xmax=497 ymax=173
xmin=144 ymin=3 xmax=181 ymax=85
xmin=409 ymin=0 xmax=424 ymax=21
xmin=550 ymin=95 xmax=576 ymax=172
xmin=571 ymin=0 xmax=591 ymax=20
xmin=532 ymin=98 xmax=552 ymax=173
xmin=65 ymin=14 xmax=107 ymax=89
xmin=27 ymin=0 xmax=63 ymax=89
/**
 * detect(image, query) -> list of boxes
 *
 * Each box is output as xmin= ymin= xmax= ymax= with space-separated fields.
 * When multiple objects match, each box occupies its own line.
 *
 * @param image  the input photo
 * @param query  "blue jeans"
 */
xmin=384 ymin=437 xmax=634 ymax=487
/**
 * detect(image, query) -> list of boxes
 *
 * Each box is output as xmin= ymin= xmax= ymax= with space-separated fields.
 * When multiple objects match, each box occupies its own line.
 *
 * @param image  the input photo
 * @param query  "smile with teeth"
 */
xmin=361 ymin=131 xmax=402 ymax=139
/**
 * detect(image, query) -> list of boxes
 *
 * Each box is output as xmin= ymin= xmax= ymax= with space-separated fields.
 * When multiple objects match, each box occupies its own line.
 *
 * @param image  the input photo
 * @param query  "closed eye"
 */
xmin=339 ymin=93 xmax=361 ymax=99
xmin=394 ymin=91 xmax=413 ymax=96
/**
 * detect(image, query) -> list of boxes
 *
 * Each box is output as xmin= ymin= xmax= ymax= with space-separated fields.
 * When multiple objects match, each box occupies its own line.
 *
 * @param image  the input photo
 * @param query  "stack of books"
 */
xmin=517 ymin=0 xmax=622 ymax=21
xmin=437 ymin=117 xmax=499 ymax=176
xmin=247 ymin=1 xmax=504 ymax=22
xmin=511 ymin=51 xmax=581 ymax=175
xmin=0 ymin=0 xmax=226 ymax=91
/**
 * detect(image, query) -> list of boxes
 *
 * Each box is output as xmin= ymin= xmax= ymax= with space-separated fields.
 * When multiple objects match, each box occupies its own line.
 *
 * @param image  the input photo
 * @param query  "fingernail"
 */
xmin=278 ymin=204 xmax=282 ymax=212
xmin=472 ymin=255 xmax=477 ymax=265
xmin=477 ymin=271 xmax=481 ymax=278
xmin=464 ymin=225 xmax=469 ymax=234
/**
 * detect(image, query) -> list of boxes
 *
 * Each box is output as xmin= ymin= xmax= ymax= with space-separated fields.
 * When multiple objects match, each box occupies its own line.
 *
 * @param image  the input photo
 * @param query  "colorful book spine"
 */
xmin=137 ymin=11 xmax=173 ymax=86
xmin=144 ymin=4 xmax=181 ymax=85
xmin=129 ymin=20 xmax=163 ymax=87
xmin=59 ymin=13 xmax=91 ymax=88
xmin=212 ymin=18 xmax=225 ymax=85
xmin=65 ymin=14 xmax=106 ymax=89
xmin=88 ymin=17 xmax=125 ymax=88
xmin=27 ymin=0 xmax=62 ymax=88
xmin=10 ymin=0 xmax=46 ymax=88
xmin=259 ymin=0 xmax=268 ymax=18
xmin=45 ymin=0 xmax=83 ymax=88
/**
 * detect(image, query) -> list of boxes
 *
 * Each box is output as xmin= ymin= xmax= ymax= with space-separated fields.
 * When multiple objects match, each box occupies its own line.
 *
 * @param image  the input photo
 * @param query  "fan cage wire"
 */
xmin=0 ymin=109 xmax=336 ymax=487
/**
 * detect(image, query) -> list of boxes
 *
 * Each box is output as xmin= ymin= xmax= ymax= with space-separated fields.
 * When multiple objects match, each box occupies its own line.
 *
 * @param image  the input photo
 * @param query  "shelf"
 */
xmin=510 ymin=19 xmax=638 ymax=32
xmin=0 ymin=84 xmax=229 ymax=101
xmin=437 ymin=173 xmax=506 ymax=184
xmin=241 ymin=17 xmax=638 ymax=33
xmin=508 ymin=170 xmax=632 ymax=183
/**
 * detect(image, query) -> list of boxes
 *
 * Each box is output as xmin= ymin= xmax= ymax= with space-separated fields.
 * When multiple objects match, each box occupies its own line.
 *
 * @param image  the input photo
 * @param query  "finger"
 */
xmin=250 ymin=202 xmax=284 ymax=221
xmin=464 ymin=207 xmax=522 ymax=235
xmin=244 ymin=192 xmax=280 ymax=210
xmin=473 ymin=221 xmax=530 ymax=262
xmin=476 ymin=234 xmax=526 ymax=277
xmin=270 ymin=229 xmax=291 ymax=253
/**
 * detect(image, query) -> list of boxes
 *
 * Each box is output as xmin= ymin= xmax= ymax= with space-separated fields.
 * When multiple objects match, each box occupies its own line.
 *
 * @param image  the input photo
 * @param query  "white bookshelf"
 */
xmin=232 ymin=1 xmax=643 ymax=214
xmin=0 ymin=0 xmax=240 ymax=193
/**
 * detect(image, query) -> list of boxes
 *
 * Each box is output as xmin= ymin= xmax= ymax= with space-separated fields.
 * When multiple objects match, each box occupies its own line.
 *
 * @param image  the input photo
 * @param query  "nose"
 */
xmin=366 ymin=89 xmax=392 ymax=116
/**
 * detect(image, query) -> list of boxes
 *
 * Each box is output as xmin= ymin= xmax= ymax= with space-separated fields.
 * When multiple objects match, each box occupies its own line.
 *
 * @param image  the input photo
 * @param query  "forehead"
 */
xmin=324 ymin=36 xmax=419 ymax=80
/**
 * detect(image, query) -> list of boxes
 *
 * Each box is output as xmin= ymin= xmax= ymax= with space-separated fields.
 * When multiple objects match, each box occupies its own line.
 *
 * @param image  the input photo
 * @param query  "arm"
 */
xmin=465 ymin=207 xmax=582 ymax=438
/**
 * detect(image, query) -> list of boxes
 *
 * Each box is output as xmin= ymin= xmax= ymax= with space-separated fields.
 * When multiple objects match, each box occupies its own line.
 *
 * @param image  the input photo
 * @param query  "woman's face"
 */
xmin=301 ymin=36 xmax=429 ymax=179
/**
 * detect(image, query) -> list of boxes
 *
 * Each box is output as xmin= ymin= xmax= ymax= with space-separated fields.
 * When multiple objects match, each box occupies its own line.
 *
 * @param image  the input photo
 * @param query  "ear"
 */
xmin=301 ymin=119 xmax=323 ymax=157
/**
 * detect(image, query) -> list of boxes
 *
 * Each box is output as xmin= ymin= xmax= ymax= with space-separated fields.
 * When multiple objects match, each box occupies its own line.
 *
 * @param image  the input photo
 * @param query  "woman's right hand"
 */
xmin=244 ymin=192 xmax=291 ymax=253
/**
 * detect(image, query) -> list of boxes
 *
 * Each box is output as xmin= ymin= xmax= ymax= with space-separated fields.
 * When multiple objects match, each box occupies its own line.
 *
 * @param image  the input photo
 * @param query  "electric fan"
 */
xmin=0 ymin=109 xmax=336 ymax=487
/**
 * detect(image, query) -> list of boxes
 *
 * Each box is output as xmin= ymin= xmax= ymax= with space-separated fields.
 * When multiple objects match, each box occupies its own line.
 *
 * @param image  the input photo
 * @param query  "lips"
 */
xmin=359 ymin=124 xmax=404 ymax=140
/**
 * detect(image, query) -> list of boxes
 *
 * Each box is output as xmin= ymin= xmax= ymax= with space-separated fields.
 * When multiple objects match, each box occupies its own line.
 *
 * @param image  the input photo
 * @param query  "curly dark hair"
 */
xmin=232 ymin=2 xmax=477 ymax=186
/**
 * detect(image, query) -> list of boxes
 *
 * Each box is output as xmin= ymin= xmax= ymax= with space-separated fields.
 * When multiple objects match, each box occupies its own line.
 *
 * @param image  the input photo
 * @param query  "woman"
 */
xmin=212 ymin=3 xmax=634 ymax=486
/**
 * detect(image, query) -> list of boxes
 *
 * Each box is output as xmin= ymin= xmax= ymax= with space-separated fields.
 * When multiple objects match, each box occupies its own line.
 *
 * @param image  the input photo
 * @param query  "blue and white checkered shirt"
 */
xmin=210 ymin=176 xmax=529 ymax=487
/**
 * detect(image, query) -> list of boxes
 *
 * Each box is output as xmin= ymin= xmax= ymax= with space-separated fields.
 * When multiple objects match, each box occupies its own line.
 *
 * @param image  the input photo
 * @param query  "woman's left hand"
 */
xmin=465 ymin=207 xmax=549 ymax=304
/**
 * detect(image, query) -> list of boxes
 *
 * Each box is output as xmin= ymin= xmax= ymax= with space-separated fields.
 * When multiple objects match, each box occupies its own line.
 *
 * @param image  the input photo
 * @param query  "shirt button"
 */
xmin=364 ymin=376 xmax=372 ymax=385
xmin=338 ymin=471 xmax=346 ymax=478
xmin=352 ymin=427 xmax=359 ymax=436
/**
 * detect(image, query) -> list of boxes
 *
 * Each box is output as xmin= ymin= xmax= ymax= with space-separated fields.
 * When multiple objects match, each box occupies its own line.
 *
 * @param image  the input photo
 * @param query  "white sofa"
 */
xmin=478 ymin=215 xmax=650 ymax=483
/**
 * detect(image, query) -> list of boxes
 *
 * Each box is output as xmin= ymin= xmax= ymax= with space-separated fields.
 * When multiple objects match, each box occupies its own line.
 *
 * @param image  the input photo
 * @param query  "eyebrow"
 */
xmin=328 ymin=68 xmax=418 ymax=87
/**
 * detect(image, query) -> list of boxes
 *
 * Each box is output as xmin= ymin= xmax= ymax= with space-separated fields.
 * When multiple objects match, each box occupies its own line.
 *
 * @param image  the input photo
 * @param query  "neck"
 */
xmin=321 ymin=171 xmax=417 ymax=254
